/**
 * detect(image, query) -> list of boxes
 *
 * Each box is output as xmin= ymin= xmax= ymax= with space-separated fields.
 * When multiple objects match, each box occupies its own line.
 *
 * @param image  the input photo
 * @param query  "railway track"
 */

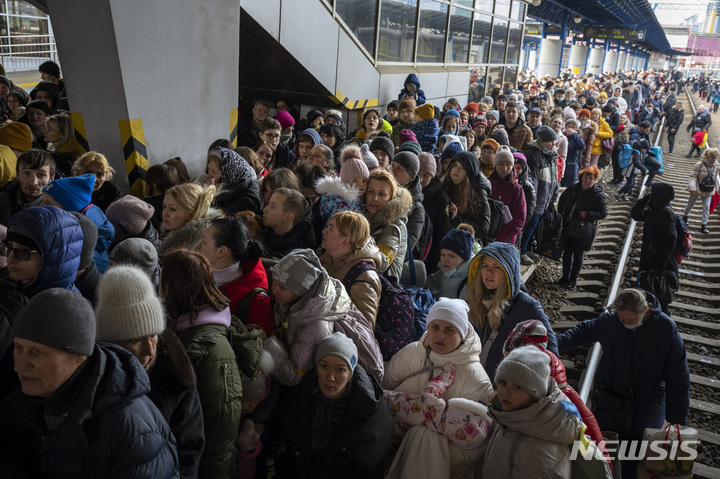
xmin=527 ymin=88 xmax=720 ymax=478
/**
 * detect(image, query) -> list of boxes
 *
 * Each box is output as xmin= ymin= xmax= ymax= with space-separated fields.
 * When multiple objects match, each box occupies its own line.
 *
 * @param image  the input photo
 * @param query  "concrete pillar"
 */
xmin=568 ymin=43 xmax=588 ymax=76
xmin=604 ymin=51 xmax=619 ymax=74
xmin=528 ymin=50 xmax=538 ymax=74
xmin=586 ymin=46 xmax=605 ymax=76
xmin=625 ymin=50 xmax=634 ymax=71
xmin=537 ymin=38 xmax=562 ymax=78
xmin=46 ymin=0 xmax=240 ymax=188
xmin=617 ymin=52 xmax=627 ymax=73
xmin=663 ymin=59 xmax=670 ymax=70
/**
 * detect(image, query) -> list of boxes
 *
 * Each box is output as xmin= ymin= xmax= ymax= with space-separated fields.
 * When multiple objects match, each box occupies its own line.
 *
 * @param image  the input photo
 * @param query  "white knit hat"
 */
xmin=495 ymin=347 xmax=551 ymax=401
xmin=95 ymin=265 xmax=165 ymax=341
xmin=426 ymin=298 xmax=470 ymax=339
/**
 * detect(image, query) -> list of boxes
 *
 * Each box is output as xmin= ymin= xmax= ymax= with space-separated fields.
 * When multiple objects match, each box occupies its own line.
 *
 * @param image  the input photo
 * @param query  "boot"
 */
xmin=701 ymin=224 xmax=710 ymax=234
xmin=564 ymin=279 xmax=577 ymax=290
xmin=554 ymin=277 xmax=569 ymax=285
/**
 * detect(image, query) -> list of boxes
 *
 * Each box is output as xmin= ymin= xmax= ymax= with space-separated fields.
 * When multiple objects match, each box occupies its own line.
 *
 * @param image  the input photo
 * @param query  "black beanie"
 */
xmin=370 ymin=132 xmax=395 ymax=161
xmin=30 ymin=81 xmax=60 ymax=102
xmin=39 ymin=60 xmax=61 ymax=78
xmin=393 ymin=151 xmax=420 ymax=179
xmin=536 ymin=125 xmax=557 ymax=143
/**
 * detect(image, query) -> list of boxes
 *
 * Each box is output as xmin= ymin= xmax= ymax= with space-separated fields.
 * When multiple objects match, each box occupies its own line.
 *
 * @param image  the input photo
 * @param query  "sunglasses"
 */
xmin=1 ymin=241 xmax=39 ymax=261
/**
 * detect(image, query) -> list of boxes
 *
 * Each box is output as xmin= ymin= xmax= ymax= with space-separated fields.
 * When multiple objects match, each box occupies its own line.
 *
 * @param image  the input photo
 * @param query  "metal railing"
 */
xmin=0 ymin=33 xmax=58 ymax=71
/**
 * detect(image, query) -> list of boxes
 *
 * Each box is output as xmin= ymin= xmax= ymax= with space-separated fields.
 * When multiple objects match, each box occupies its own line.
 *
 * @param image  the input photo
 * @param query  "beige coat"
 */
xmin=687 ymin=156 xmax=719 ymax=197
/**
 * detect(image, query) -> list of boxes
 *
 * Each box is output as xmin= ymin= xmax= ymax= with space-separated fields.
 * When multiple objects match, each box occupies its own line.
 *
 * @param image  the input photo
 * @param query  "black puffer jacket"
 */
xmin=631 ymin=183 xmax=678 ymax=276
xmin=558 ymin=182 xmax=607 ymax=251
xmin=274 ymin=364 xmax=393 ymax=479
xmin=404 ymin=176 xmax=426 ymax=251
xmin=513 ymin=153 xmax=536 ymax=226
xmin=686 ymin=110 xmax=712 ymax=132
xmin=422 ymin=176 xmax=450 ymax=274
xmin=666 ymin=107 xmax=684 ymax=131
xmin=446 ymin=151 xmax=491 ymax=240
xmin=263 ymin=218 xmax=317 ymax=258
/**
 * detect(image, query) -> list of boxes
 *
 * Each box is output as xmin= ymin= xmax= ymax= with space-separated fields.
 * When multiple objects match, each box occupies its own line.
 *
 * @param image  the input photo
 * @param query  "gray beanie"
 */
xmin=272 ymin=248 xmax=324 ymax=296
xmin=70 ymin=212 xmax=98 ymax=270
xmin=495 ymin=347 xmax=551 ymax=402
xmin=13 ymin=288 xmax=96 ymax=356
xmin=481 ymin=95 xmax=494 ymax=107
xmin=536 ymin=125 xmax=557 ymax=143
xmin=486 ymin=110 xmax=500 ymax=122
xmin=315 ymin=332 xmax=358 ymax=373
xmin=392 ymin=151 xmax=420 ymax=180
xmin=95 ymin=266 xmax=165 ymax=342
xmin=109 ymin=238 xmax=158 ymax=280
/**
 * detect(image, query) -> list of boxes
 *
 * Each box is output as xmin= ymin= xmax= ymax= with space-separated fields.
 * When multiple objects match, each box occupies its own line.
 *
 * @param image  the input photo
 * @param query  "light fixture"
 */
xmin=531 ymin=0 xmax=542 ymax=6
xmin=574 ymin=16 xmax=582 ymax=24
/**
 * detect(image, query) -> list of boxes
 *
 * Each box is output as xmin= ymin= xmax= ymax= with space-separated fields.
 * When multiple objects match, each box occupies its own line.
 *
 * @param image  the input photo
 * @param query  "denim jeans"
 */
xmin=520 ymin=213 xmax=543 ymax=255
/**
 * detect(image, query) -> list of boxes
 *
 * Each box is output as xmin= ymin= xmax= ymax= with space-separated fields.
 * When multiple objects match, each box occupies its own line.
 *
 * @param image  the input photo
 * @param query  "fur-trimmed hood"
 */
xmin=315 ymin=175 xmax=361 ymax=204
xmin=159 ymin=207 xmax=223 ymax=255
xmin=368 ymin=187 xmax=413 ymax=227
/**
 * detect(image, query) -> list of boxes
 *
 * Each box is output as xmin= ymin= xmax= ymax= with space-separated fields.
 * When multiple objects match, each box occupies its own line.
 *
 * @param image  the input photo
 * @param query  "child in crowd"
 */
xmin=262 ymin=187 xmax=316 ymax=257
xmin=617 ymin=139 xmax=650 ymax=201
xmin=260 ymin=117 xmax=295 ymax=169
xmin=472 ymin=115 xmax=488 ymax=145
xmin=562 ymin=118 xmax=586 ymax=187
xmin=482 ymin=347 xmax=582 ymax=478
xmin=259 ymin=167 xmax=300 ymax=206
xmin=441 ymin=110 xmax=460 ymax=136
xmin=252 ymin=141 xmax=274 ymax=173
xmin=391 ymin=99 xmax=416 ymax=148
xmin=315 ymin=145 xmax=369 ymax=226
xmin=489 ymin=145 xmax=527 ymax=245
xmin=479 ymin=138 xmax=499 ymax=177
xmin=370 ymin=131 xmax=394 ymax=169
xmin=412 ymin=103 xmax=440 ymax=153
xmin=235 ymin=146 xmax=265 ymax=178
xmin=294 ymin=128 xmax=322 ymax=164
xmin=426 ymin=229 xmax=474 ymax=300
xmin=397 ymin=73 xmax=426 ymax=105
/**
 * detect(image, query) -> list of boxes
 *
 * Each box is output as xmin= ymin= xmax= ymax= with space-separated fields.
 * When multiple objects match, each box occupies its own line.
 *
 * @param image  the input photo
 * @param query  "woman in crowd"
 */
xmin=205 ymin=147 xmax=262 ymax=216
xmin=253 ymin=140 xmax=275 ymax=173
xmin=364 ymin=169 xmax=412 ymax=282
xmin=95 ymin=266 xmax=205 ymax=479
xmin=459 ymin=128 xmax=480 ymax=158
xmin=145 ymin=163 xmax=183 ymax=230
xmin=683 ymin=147 xmax=719 ymax=235
xmin=71 ymin=151 xmax=125 ymax=212
xmin=6 ymin=90 xmax=28 ymax=120
xmin=466 ymin=241 xmax=558 ymax=383
xmin=558 ymin=288 xmax=689 ymax=479
xmin=160 ymin=249 xmax=243 ymax=479
xmin=556 ymin=165 xmax=607 ymax=290
xmin=197 ymin=216 xmax=273 ymax=335
xmin=590 ymin=108 xmax=614 ymax=167
xmin=489 ymin=146 xmax=526 ymax=245
xmin=442 ymin=151 xmax=491 ymax=242
xmin=159 ymin=182 xmax=220 ymax=255
xmin=45 ymin=113 xmax=85 ymax=176
xmin=355 ymin=108 xmax=383 ymax=141
xmin=319 ymin=211 xmax=383 ymax=329
xmin=550 ymin=114 xmax=568 ymax=179
xmin=22 ymin=100 xmax=51 ymax=149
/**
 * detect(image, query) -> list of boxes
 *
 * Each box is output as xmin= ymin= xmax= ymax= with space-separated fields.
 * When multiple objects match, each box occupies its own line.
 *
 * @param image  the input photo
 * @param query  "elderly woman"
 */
xmin=556 ymin=165 xmax=607 ymax=290
xmin=45 ymin=113 xmax=84 ymax=176
xmin=683 ymin=147 xmax=719 ymax=235
xmin=71 ymin=151 xmax=125 ymax=212
xmin=558 ymin=288 xmax=689 ymax=479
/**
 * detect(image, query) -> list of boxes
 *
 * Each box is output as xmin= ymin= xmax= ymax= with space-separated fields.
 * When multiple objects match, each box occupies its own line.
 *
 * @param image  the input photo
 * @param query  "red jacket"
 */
xmin=490 ymin=173 xmax=526 ymax=245
xmin=219 ymin=258 xmax=274 ymax=335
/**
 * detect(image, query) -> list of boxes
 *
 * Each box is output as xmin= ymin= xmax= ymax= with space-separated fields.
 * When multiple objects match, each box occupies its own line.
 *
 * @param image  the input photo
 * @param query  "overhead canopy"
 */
xmin=527 ymin=0 xmax=691 ymax=56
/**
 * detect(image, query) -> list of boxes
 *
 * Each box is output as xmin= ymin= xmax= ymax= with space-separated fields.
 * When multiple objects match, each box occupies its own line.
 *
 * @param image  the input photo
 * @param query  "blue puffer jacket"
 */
xmin=0 ymin=343 xmax=180 ymax=478
xmin=397 ymin=73 xmax=426 ymax=105
xmin=557 ymin=292 xmax=689 ymax=436
xmin=8 ymin=205 xmax=83 ymax=297
xmin=467 ymin=242 xmax=559 ymax=385
xmin=83 ymin=203 xmax=114 ymax=273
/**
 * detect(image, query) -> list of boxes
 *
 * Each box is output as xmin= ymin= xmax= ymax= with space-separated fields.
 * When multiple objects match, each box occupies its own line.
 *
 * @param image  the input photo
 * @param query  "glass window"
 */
xmin=494 ymin=0 xmax=511 ymax=18
xmin=506 ymin=21 xmax=521 ymax=64
xmin=455 ymin=0 xmax=474 ymax=7
xmin=7 ymin=1 xmax=41 ymax=16
xmin=336 ymin=0 xmax=376 ymax=55
xmin=487 ymin=66 xmax=503 ymax=92
xmin=510 ymin=1 xmax=525 ymax=22
xmin=489 ymin=18 xmax=507 ymax=64
xmin=417 ymin=0 xmax=447 ymax=63
xmin=9 ymin=16 xmax=48 ymax=36
xmin=446 ymin=6 xmax=471 ymax=63
xmin=470 ymin=12 xmax=491 ymax=64
xmin=504 ymin=66 xmax=517 ymax=87
xmin=468 ymin=66 xmax=486 ymax=102
xmin=474 ymin=0 xmax=493 ymax=14
xmin=379 ymin=0 xmax=417 ymax=62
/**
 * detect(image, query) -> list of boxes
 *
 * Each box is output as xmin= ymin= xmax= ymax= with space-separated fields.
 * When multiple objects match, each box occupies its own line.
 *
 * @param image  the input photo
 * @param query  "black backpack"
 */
xmin=412 ymin=210 xmax=434 ymax=262
xmin=485 ymin=198 xmax=505 ymax=242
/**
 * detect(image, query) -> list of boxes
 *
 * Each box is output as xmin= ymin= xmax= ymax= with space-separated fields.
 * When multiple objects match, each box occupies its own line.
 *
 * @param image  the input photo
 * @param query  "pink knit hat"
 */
xmin=275 ymin=110 xmax=295 ymax=129
xmin=106 ymin=195 xmax=154 ymax=235
xmin=340 ymin=157 xmax=369 ymax=184
xmin=398 ymin=129 xmax=417 ymax=146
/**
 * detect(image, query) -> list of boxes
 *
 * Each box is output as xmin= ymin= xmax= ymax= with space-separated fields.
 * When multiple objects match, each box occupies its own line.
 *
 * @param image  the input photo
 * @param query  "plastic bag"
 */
xmin=637 ymin=424 xmax=697 ymax=479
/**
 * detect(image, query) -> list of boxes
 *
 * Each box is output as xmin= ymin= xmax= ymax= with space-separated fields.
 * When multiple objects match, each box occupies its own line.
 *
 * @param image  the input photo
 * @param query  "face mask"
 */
xmin=621 ymin=319 xmax=643 ymax=330
xmin=280 ymin=133 xmax=292 ymax=144
xmin=443 ymin=267 xmax=457 ymax=278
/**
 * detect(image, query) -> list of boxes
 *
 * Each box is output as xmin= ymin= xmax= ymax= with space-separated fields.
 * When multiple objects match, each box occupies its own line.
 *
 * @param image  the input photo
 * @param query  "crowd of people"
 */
xmin=0 ymin=62 xmax=700 ymax=478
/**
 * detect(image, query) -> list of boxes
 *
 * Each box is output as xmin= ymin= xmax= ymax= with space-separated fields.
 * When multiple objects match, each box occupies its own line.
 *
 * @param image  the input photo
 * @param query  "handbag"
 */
xmin=601 ymin=137 xmax=615 ymax=154
xmin=699 ymin=164 xmax=716 ymax=193
xmin=566 ymin=218 xmax=594 ymax=241
xmin=637 ymin=424 xmax=697 ymax=479
xmin=638 ymin=269 xmax=676 ymax=307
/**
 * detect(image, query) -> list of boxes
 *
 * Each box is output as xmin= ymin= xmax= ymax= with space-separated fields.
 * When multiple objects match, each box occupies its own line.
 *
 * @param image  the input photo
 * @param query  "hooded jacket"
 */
xmin=467 ymin=242 xmax=559 ymax=384
xmin=421 ymin=176 xmax=450 ymax=275
xmin=523 ymin=140 xmax=559 ymax=216
xmin=367 ymin=187 xmax=413 ymax=281
xmin=557 ymin=182 xmax=607 ymax=252
xmin=8 ymin=205 xmax=83 ymax=297
xmin=159 ymin=208 xmax=224 ymax=256
xmin=490 ymin=169 xmax=526 ymax=245
xmin=637 ymin=105 xmax=658 ymax=126
xmin=482 ymin=381 xmax=582 ymax=479
xmin=579 ymin=120 xmax=597 ymax=166
xmin=631 ymin=183 xmax=679 ymax=276
xmin=426 ymin=256 xmax=471 ymax=300
xmin=557 ymin=292 xmax=689 ymax=436
xmin=320 ymin=237 xmax=385 ymax=328
xmin=513 ymin=154 xmax=536 ymax=226
xmin=294 ymin=128 xmax=323 ymax=159
xmin=688 ymin=155 xmax=719 ymax=197
xmin=262 ymin=217 xmax=317 ymax=259
xmin=0 ymin=343 xmax=180 ymax=478
xmin=591 ymin=116 xmax=614 ymax=156
xmin=446 ymin=152 xmax=492 ymax=240
xmin=686 ymin=108 xmax=712 ymax=132
xmin=397 ymin=74 xmax=426 ymax=105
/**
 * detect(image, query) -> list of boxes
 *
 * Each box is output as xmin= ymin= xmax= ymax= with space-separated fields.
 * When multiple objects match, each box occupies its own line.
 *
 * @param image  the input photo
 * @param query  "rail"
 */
xmin=577 ymin=102 xmax=667 ymax=403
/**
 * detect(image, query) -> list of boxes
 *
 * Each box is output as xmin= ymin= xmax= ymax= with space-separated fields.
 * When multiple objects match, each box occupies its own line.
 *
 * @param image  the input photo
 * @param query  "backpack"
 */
xmin=485 ymin=198 xmax=506 ymax=242
xmin=674 ymin=215 xmax=693 ymax=264
xmin=649 ymin=145 xmax=664 ymax=174
xmin=226 ymin=315 xmax=264 ymax=377
xmin=412 ymin=210 xmax=433 ymax=262
xmin=618 ymin=143 xmax=636 ymax=169
xmin=332 ymin=309 xmax=385 ymax=381
xmin=342 ymin=261 xmax=416 ymax=362
xmin=405 ymin=234 xmax=436 ymax=340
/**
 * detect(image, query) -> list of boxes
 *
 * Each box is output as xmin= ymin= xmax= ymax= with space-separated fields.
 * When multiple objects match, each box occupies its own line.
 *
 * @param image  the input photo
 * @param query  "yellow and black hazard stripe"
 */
xmin=118 ymin=118 xmax=149 ymax=198
xmin=329 ymin=90 xmax=378 ymax=110
xmin=70 ymin=112 xmax=89 ymax=153
xmin=230 ymin=109 xmax=239 ymax=147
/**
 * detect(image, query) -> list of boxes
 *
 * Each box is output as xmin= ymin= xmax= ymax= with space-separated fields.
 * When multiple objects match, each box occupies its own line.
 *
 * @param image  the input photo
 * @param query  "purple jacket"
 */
xmin=489 ymin=172 xmax=526 ymax=245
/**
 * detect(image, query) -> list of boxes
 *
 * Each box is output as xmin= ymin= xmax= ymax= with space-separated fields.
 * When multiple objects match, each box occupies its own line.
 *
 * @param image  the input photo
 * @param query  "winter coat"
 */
xmin=557 ymin=292 xmax=690 ymax=437
xmin=422 ymin=176 xmax=451 ymax=275
xmin=217 ymin=257 xmax=274 ymax=335
xmin=613 ymin=94 xmax=628 ymax=115
xmin=175 ymin=307 xmax=243 ymax=479
xmin=159 ymin=208 xmax=224 ymax=256
xmin=382 ymin=327 xmax=494 ymax=478
xmin=446 ymin=153 xmax=492 ymax=241
xmin=686 ymin=109 xmax=712 ymax=132
xmin=557 ymin=182 xmax=607 ymax=252
xmin=628 ymin=126 xmax=649 ymax=143
xmin=405 ymin=176 xmax=426 ymax=251
xmin=687 ymin=156 xmax=719 ymax=197
xmin=82 ymin=204 xmax=114 ymax=273
xmin=514 ymin=154 xmax=536 ymax=226
xmin=75 ymin=262 xmax=102 ymax=307
xmin=482 ymin=382 xmax=582 ymax=479
xmin=579 ymin=121 xmax=597 ymax=166
xmin=148 ymin=330 xmax=205 ymax=479
xmin=110 ymin=219 xmax=161 ymax=251
xmin=212 ymin=175 xmax=263 ymax=216
xmin=666 ymin=108 xmax=684 ymax=131
xmin=591 ymin=117 xmax=614 ymax=156
xmin=426 ymin=256 xmax=471 ymax=300
xmin=0 ymin=179 xmax=42 ymax=227
xmin=553 ymin=129 xmax=568 ymax=162
xmin=412 ymin=118 xmax=440 ymax=153
xmin=636 ymin=106 xmax=658 ymax=126
xmin=8 ymin=205 xmax=83 ymax=297
xmin=490 ymin=171 xmax=526 ymax=245
xmin=51 ymin=137 xmax=85 ymax=177
xmin=367 ymin=187 xmax=412 ymax=281
xmin=502 ymin=118 xmax=534 ymax=152
xmin=274 ymin=364 xmax=393 ymax=479
xmin=523 ymin=141 xmax=559 ymax=216
xmin=320 ymin=237 xmax=385 ymax=329
xmin=262 ymin=218 xmax=317 ymax=259
xmin=614 ymin=122 xmax=633 ymax=149
xmin=397 ymin=73 xmax=426 ymax=106
xmin=631 ymin=183 xmax=679 ymax=276
xmin=467 ymin=242 xmax=559 ymax=384
xmin=391 ymin=120 xmax=415 ymax=148
xmin=604 ymin=110 xmax=620 ymax=132
xmin=315 ymin=175 xmax=364 ymax=226
xmin=236 ymin=115 xmax=261 ymax=148
xmin=0 ymin=343 xmax=180 ymax=479
xmin=563 ymin=130 xmax=585 ymax=183
xmin=91 ymin=181 xmax=125 ymax=213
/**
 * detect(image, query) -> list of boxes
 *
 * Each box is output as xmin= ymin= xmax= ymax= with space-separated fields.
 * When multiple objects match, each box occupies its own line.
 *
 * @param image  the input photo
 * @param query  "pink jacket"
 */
xmin=490 ymin=173 xmax=527 ymax=245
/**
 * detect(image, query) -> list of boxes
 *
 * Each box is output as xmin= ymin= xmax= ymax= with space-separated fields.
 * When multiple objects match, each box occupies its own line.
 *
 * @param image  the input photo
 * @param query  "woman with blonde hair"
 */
xmin=466 ymin=241 xmax=558 ymax=383
xmin=159 ymin=182 xmax=221 ymax=255
xmin=44 ymin=113 xmax=84 ymax=176
xmin=72 ymin=151 xmax=125 ymax=212
xmin=683 ymin=147 xmax=719 ymax=234
xmin=590 ymin=107 xmax=613 ymax=167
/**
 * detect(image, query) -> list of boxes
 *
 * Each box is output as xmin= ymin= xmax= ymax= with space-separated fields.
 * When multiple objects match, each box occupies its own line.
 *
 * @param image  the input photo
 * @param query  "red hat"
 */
xmin=464 ymin=102 xmax=479 ymax=114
